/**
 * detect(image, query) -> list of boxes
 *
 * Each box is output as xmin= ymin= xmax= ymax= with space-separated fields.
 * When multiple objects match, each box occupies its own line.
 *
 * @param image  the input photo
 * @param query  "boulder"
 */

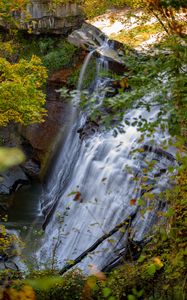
xmin=0 ymin=167 xmax=29 ymax=195
xmin=21 ymin=159 xmax=40 ymax=179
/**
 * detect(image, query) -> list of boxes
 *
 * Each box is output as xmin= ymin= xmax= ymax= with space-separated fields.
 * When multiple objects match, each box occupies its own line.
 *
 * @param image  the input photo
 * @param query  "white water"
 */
xmin=77 ymin=50 xmax=96 ymax=91
xmin=37 ymin=43 xmax=174 ymax=273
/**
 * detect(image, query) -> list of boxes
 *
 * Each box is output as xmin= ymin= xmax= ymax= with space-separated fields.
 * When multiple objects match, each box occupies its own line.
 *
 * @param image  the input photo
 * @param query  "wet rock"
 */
xmin=21 ymin=81 xmax=72 ymax=173
xmin=107 ymin=60 xmax=128 ymax=75
xmin=21 ymin=159 xmax=40 ymax=179
xmin=68 ymin=22 xmax=106 ymax=49
xmin=0 ymin=167 xmax=29 ymax=195
xmin=77 ymin=119 xmax=99 ymax=140
xmin=143 ymin=144 xmax=176 ymax=162
xmin=68 ymin=22 xmax=125 ymax=67
xmin=0 ymin=203 xmax=7 ymax=215
xmin=96 ymin=45 xmax=124 ymax=64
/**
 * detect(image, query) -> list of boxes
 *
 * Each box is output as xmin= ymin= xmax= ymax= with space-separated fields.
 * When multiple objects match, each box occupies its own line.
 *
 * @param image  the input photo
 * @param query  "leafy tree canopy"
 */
xmin=0 ymin=0 xmax=48 ymax=127
xmin=0 ymin=55 xmax=47 ymax=126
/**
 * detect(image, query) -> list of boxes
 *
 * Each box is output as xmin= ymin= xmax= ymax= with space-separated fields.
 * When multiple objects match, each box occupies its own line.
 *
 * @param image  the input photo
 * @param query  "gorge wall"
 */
xmin=20 ymin=0 xmax=84 ymax=34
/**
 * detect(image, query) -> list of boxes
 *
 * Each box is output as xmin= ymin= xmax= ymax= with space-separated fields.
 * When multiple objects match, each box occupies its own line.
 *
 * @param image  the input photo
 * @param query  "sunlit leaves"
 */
xmin=128 ymin=288 xmax=144 ymax=299
xmin=0 ymin=224 xmax=24 ymax=257
xmin=6 ymin=285 xmax=36 ymax=300
xmin=146 ymin=263 xmax=156 ymax=276
xmin=0 ymin=55 xmax=47 ymax=126
xmin=137 ymin=255 xmax=146 ymax=263
xmin=146 ymin=257 xmax=164 ymax=277
xmin=0 ymin=0 xmax=29 ymax=26
xmin=103 ymin=287 xmax=112 ymax=297
xmin=153 ymin=256 xmax=164 ymax=268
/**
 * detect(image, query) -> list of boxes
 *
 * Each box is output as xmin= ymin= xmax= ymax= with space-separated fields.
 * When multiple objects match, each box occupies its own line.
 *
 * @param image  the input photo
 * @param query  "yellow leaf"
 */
xmin=153 ymin=257 xmax=164 ymax=269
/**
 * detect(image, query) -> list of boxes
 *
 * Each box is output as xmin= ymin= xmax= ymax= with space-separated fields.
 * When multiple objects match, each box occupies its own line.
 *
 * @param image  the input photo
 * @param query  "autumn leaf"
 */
xmin=7 ymin=285 xmax=36 ymax=300
xmin=153 ymin=257 xmax=164 ymax=269
xmin=88 ymin=264 xmax=106 ymax=281
xmin=130 ymin=199 xmax=137 ymax=205
xmin=73 ymin=191 xmax=82 ymax=202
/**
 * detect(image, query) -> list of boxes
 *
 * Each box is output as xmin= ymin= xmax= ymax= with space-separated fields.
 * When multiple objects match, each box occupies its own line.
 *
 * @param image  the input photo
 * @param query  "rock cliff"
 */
xmin=15 ymin=0 xmax=84 ymax=34
xmin=27 ymin=1 xmax=83 ymax=34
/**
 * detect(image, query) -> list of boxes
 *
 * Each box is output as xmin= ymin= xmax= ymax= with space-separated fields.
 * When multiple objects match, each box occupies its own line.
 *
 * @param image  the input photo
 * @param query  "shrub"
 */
xmin=42 ymin=41 xmax=77 ymax=72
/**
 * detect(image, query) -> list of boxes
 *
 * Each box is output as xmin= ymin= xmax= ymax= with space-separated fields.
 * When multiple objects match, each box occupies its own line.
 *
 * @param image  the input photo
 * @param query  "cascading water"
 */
xmin=37 ymin=40 xmax=175 ymax=273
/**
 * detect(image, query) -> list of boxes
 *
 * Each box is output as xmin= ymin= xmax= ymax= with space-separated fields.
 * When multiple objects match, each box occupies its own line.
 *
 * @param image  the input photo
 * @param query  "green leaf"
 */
xmin=67 ymin=260 xmax=75 ymax=265
xmin=67 ymin=191 xmax=77 ymax=197
xmin=119 ymin=227 xmax=126 ymax=233
xmin=108 ymin=239 xmax=116 ymax=244
xmin=103 ymin=287 xmax=112 ymax=297
xmin=26 ymin=276 xmax=63 ymax=290
xmin=137 ymin=255 xmax=146 ymax=263
xmin=128 ymin=295 xmax=136 ymax=300
xmin=164 ymin=207 xmax=175 ymax=217
xmin=146 ymin=264 xmax=156 ymax=276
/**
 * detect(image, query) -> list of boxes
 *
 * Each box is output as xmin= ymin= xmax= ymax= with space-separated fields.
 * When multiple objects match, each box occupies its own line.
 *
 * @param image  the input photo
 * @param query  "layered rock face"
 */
xmin=22 ymin=0 xmax=84 ymax=34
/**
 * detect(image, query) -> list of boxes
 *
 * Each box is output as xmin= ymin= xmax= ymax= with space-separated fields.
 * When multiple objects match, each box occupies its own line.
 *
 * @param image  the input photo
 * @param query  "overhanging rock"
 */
xmin=68 ymin=22 xmax=126 ymax=72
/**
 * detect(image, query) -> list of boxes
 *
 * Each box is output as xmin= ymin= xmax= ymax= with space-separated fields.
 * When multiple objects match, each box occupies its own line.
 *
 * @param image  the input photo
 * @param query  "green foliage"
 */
xmin=0 ymin=0 xmax=29 ymax=25
xmin=67 ymin=67 xmax=80 ymax=87
xmin=43 ymin=41 xmax=77 ymax=72
xmin=82 ymin=0 xmax=127 ymax=18
xmin=0 ymin=224 xmax=23 ymax=258
xmin=111 ymin=23 xmax=163 ymax=47
xmin=0 ymin=2 xmax=186 ymax=300
xmin=0 ymin=55 xmax=47 ymax=126
xmin=88 ymin=35 xmax=187 ymax=140
xmin=17 ymin=36 xmax=79 ymax=73
xmin=49 ymin=0 xmax=127 ymax=18
xmin=27 ymin=270 xmax=85 ymax=300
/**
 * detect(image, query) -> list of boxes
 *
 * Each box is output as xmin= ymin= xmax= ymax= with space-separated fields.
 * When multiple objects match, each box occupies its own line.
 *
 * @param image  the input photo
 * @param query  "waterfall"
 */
xmin=36 ymin=41 xmax=175 ymax=273
xmin=77 ymin=50 xmax=95 ymax=91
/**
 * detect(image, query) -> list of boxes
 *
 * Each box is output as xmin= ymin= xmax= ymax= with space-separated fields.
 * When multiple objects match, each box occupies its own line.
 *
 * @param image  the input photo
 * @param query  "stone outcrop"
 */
xmin=0 ymin=81 xmax=73 ymax=199
xmin=26 ymin=1 xmax=83 ymax=34
xmin=68 ymin=22 xmax=127 ymax=74
xmin=68 ymin=22 xmax=124 ymax=63
xmin=15 ymin=0 xmax=84 ymax=34
xmin=68 ymin=22 xmax=106 ymax=49
xmin=21 ymin=81 xmax=72 ymax=174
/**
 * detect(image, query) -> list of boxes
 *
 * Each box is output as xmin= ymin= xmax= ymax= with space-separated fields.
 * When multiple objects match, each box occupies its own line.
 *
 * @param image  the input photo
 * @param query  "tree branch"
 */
xmin=59 ymin=211 xmax=137 ymax=275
